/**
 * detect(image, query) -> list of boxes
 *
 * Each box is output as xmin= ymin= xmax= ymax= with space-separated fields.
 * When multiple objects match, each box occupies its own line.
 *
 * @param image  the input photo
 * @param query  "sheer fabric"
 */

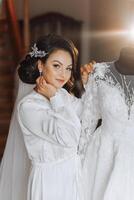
xmin=0 ymin=77 xmax=35 ymax=200
xmin=106 ymin=62 xmax=134 ymax=117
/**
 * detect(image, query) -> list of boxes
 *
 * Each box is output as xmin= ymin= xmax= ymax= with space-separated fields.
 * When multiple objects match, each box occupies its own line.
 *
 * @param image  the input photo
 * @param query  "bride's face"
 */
xmin=39 ymin=49 xmax=73 ymax=89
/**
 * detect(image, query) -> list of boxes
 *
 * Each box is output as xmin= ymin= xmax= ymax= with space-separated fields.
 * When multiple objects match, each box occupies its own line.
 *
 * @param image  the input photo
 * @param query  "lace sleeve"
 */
xmin=78 ymin=74 xmax=101 ymax=160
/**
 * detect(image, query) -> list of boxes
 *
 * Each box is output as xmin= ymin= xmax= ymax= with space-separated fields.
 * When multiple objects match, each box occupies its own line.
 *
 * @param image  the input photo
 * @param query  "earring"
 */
xmin=39 ymin=69 xmax=42 ymax=76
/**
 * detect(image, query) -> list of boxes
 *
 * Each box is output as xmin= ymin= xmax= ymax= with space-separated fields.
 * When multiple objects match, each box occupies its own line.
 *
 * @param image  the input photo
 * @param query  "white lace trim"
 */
xmin=93 ymin=63 xmax=134 ymax=118
xmin=79 ymin=63 xmax=134 ymax=162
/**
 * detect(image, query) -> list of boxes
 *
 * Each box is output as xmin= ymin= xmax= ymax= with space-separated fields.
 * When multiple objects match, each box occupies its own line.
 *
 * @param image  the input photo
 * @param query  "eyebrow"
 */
xmin=53 ymin=60 xmax=72 ymax=67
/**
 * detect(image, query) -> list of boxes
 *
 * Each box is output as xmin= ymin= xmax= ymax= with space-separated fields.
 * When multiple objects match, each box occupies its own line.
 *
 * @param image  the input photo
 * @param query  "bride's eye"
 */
xmin=66 ymin=67 xmax=72 ymax=71
xmin=53 ymin=64 xmax=60 ymax=69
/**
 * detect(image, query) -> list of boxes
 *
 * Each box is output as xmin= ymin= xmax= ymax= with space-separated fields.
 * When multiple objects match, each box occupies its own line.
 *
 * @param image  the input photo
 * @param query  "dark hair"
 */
xmin=18 ymin=34 xmax=84 ymax=97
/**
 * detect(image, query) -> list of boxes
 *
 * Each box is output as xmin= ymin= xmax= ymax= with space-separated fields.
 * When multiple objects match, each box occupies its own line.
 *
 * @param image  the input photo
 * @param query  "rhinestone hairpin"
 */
xmin=29 ymin=43 xmax=47 ymax=58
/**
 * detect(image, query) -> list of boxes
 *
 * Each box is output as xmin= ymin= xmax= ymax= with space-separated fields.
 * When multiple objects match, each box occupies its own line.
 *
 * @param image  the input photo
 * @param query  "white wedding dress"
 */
xmin=80 ymin=62 xmax=134 ymax=200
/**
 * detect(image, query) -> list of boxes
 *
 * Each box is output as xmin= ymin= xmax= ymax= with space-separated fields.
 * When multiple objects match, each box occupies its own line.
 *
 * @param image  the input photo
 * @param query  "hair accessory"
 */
xmin=29 ymin=43 xmax=47 ymax=58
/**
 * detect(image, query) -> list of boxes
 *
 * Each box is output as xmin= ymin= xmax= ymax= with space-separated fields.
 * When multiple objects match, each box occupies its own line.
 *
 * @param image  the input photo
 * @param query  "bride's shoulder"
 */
xmin=18 ymin=90 xmax=49 ymax=109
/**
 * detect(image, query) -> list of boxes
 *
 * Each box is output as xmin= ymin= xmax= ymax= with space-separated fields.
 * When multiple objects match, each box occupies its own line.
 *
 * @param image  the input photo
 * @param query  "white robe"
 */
xmin=17 ymin=88 xmax=83 ymax=200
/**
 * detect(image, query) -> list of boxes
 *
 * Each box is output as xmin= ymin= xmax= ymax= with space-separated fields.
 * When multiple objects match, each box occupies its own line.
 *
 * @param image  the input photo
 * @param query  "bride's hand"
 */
xmin=35 ymin=76 xmax=57 ymax=99
xmin=81 ymin=61 xmax=95 ymax=84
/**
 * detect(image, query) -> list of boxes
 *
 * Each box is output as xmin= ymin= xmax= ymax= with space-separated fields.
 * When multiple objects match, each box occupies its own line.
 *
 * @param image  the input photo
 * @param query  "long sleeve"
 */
xmin=78 ymin=74 xmax=101 ymax=160
xmin=68 ymin=93 xmax=84 ymax=119
xmin=17 ymin=90 xmax=81 ymax=148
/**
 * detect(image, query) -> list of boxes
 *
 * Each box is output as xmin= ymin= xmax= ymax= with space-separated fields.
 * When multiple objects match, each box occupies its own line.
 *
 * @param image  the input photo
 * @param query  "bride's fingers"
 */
xmin=81 ymin=60 xmax=95 ymax=74
xmin=86 ymin=63 xmax=93 ymax=72
xmin=91 ymin=60 xmax=96 ymax=64
xmin=36 ymin=77 xmax=44 ymax=91
xmin=37 ymin=77 xmax=45 ymax=88
xmin=80 ymin=67 xmax=84 ymax=73
xmin=42 ymin=78 xmax=47 ymax=85
xmin=36 ymin=76 xmax=44 ymax=85
xmin=36 ymin=76 xmax=40 ymax=84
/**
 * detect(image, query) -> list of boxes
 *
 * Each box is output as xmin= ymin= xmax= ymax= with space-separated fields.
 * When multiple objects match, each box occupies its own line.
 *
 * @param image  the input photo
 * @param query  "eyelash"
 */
xmin=66 ymin=67 xmax=72 ymax=71
xmin=53 ymin=64 xmax=72 ymax=71
xmin=53 ymin=64 xmax=60 ymax=68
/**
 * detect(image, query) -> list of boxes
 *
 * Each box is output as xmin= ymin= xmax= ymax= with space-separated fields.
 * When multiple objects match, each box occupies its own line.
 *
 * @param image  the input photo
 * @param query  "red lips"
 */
xmin=56 ymin=79 xmax=65 ymax=84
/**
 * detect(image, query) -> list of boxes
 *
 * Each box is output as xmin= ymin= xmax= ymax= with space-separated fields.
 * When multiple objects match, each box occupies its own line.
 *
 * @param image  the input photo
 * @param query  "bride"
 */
xmin=0 ymin=33 xmax=89 ymax=200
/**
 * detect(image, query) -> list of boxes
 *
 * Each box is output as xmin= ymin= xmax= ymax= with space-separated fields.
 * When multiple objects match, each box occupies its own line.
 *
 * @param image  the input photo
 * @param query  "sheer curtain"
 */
xmin=0 ymin=75 xmax=35 ymax=200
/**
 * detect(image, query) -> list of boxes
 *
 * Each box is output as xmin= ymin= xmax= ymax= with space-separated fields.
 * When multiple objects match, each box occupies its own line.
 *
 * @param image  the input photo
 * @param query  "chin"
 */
xmin=53 ymin=81 xmax=67 ymax=89
xmin=56 ymin=85 xmax=63 ymax=89
xmin=55 ymin=83 xmax=65 ymax=89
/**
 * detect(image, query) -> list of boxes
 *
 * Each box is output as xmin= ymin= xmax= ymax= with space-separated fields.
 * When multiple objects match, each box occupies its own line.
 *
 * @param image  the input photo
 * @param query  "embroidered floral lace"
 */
xmin=79 ymin=62 xmax=134 ymax=162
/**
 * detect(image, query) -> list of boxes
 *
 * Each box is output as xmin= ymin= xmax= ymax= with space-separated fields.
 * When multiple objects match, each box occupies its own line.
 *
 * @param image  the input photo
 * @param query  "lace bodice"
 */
xmin=79 ymin=62 xmax=134 ymax=160
xmin=102 ymin=62 xmax=134 ymax=117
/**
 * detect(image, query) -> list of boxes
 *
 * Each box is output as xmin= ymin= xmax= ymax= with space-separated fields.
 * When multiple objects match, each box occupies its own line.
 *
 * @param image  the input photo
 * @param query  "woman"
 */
xmin=1 ymin=34 xmax=85 ymax=200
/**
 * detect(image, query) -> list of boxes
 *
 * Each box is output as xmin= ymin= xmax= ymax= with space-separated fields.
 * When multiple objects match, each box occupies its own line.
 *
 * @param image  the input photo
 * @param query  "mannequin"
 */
xmin=115 ymin=47 xmax=134 ymax=75
xmin=81 ymin=57 xmax=134 ymax=200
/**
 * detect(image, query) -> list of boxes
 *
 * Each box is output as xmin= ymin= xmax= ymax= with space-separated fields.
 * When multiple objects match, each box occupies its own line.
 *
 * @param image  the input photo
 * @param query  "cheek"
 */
xmin=43 ymin=68 xmax=55 ymax=78
xmin=66 ymin=73 xmax=71 ymax=81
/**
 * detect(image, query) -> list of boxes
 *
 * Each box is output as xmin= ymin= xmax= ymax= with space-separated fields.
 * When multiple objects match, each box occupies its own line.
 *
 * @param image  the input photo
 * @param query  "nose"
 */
xmin=59 ymin=68 xmax=66 ymax=78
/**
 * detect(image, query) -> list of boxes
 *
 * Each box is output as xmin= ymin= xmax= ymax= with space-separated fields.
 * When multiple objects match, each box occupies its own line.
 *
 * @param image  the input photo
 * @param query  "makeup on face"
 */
xmin=40 ymin=50 xmax=73 ymax=89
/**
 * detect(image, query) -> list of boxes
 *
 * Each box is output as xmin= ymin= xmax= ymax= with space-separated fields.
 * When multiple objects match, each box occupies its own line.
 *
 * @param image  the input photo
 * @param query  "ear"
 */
xmin=37 ymin=60 xmax=43 ymax=71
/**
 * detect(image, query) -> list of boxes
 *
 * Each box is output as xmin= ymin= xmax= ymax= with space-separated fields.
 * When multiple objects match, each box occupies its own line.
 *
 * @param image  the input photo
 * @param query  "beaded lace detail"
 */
xmin=79 ymin=62 xmax=134 ymax=162
xmin=94 ymin=63 xmax=134 ymax=118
